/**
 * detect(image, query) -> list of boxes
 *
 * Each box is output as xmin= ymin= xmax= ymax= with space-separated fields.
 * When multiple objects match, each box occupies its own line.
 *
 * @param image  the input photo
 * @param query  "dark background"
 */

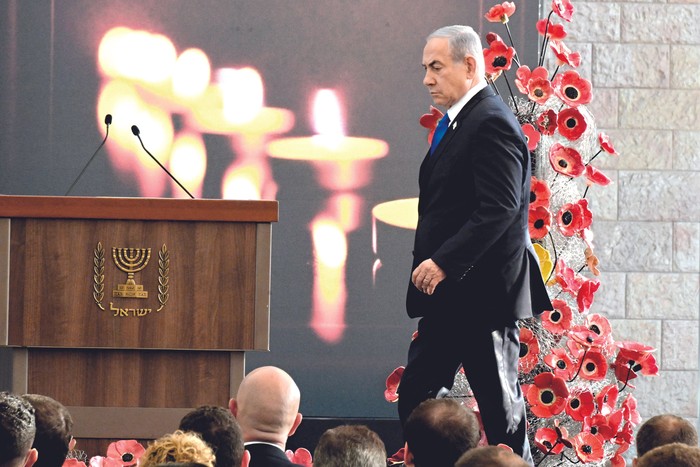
xmin=0 ymin=0 xmax=538 ymax=419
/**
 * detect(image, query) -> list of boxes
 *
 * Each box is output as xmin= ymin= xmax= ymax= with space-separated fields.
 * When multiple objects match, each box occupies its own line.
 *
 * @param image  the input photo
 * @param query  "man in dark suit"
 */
xmin=229 ymin=366 xmax=304 ymax=467
xmin=397 ymin=25 xmax=552 ymax=465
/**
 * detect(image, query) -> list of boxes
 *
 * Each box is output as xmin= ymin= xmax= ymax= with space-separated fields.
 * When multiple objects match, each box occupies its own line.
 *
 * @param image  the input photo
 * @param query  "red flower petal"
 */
xmin=557 ymin=107 xmax=587 ymax=141
xmin=528 ymin=206 xmax=552 ymax=240
xmin=536 ymin=19 xmax=567 ymax=41
xmin=599 ymin=132 xmax=619 ymax=155
xmin=535 ymin=427 xmax=566 ymax=454
xmin=554 ymin=70 xmax=592 ymax=106
xmin=542 ymin=299 xmax=573 ymax=334
xmin=549 ymin=143 xmax=585 ymax=177
xmin=530 ymin=176 xmax=551 ymax=209
xmin=522 ymin=123 xmax=541 ymax=151
xmin=519 ymin=327 xmax=540 ymax=373
xmin=557 ymin=199 xmax=592 ymax=236
xmin=544 ymin=347 xmax=577 ymax=380
xmin=552 ymin=0 xmax=575 ymax=22
xmin=526 ymin=372 xmax=570 ymax=418
xmin=485 ymin=1 xmax=517 ymax=23
xmin=566 ymin=390 xmax=595 ymax=421
xmin=537 ymin=109 xmax=557 ymax=135
xmin=419 ymin=106 xmax=444 ymax=145
xmin=577 ymin=278 xmax=600 ymax=314
xmin=579 ymin=350 xmax=608 ymax=381
xmin=585 ymin=165 xmax=611 ymax=186
xmin=572 ymin=432 xmax=605 ymax=463
xmin=596 ymin=384 xmax=619 ymax=416
xmin=483 ymin=39 xmax=515 ymax=74
xmin=384 ymin=367 xmax=404 ymax=402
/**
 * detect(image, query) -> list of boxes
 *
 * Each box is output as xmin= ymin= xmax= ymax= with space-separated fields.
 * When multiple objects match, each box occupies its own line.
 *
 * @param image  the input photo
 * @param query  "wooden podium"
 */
xmin=0 ymin=195 xmax=277 ymax=454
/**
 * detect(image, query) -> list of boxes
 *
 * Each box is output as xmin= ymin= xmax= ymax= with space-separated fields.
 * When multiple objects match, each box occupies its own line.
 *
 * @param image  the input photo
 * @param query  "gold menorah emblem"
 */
xmin=112 ymin=247 xmax=151 ymax=298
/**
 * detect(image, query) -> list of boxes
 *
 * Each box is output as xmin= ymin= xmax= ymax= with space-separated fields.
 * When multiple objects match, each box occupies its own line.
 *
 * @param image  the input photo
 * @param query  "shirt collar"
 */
xmin=446 ymin=80 xmax=488 ymax=123
xmin=244 ymin=441 xmax=285 ymax=452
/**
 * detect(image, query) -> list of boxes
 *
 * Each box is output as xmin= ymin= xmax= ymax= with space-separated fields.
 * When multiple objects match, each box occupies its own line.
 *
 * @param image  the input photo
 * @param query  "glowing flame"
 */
xmin=98 ymin=27 xmax=176 ymax=83
xmin=310 ymin=217 xmax=347 ymax=343
xmin=222 ymin=164 xmax=262 ymax=200
xmin=172 ymin=48 xmax=211 ymax=99
xmin=169 ymin=132 xmax=207 ymax=198
xmin=218 ymin=67 xmax=264 ymax=124
xmin=312 ymin=89 xmax=345 ymax=147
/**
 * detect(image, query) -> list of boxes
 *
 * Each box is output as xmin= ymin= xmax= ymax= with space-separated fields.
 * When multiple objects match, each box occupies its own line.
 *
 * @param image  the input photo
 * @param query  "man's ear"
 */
xmin=240 ymin=449 xmax=251 ymax=467
xmin=403 ymin=442 xmax=415 ymax=467
xmin=24 ymin=448 xmax=38 ymax=467
xmin=229 ymin=398 xmax=238 ymax=417
xmin=288 ymin=412 xmax=303 ymax=437
xmin=463 ymin=55 xmax=477 ymax=78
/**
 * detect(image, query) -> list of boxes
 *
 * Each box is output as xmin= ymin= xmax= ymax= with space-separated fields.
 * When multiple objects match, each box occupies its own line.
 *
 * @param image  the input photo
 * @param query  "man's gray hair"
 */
xmin=428 ymin=25 xmax=485 ymax=75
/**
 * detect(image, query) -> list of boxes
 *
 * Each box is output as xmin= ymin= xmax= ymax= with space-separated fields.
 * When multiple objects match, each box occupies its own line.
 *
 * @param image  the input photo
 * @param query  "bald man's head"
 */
xmin=229 ymin=366 xmax=302 ymax=447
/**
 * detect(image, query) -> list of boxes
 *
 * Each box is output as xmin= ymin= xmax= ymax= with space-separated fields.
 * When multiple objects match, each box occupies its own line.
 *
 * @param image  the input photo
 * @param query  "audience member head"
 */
xmin=402 ymin=398 xmax=480 ymax=467
xmin=313 ymin=424 xmax=386 ymax=467
xmin=228 ymin=366 xmax=302 ymax=448
xmin=637 ymin=442 xmax=700 ymax=467
xmin=21 ymin=394 xmax=73 ymax=467
xmin=455 ymin=445 xmax=529 ymax=466
xmin=140 ymin=431 xmax=215 ymax=467
xmin=179 ymin=406 xmax=249 ymax=467
xmin=0 ymin=392 xmax=38 ymax=467
xmin=635 ymin=414 xmax=698 ymax=463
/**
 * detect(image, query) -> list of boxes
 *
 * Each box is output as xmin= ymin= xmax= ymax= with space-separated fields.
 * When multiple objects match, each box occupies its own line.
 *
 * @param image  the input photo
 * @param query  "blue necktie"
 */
xmin=430 ymin=114 xmax=450 ymax=155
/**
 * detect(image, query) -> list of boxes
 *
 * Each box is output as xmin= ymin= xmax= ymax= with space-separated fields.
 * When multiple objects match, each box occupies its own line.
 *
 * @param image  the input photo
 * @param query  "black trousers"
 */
xmin=397 ymin=314 xmax=532 ymax=465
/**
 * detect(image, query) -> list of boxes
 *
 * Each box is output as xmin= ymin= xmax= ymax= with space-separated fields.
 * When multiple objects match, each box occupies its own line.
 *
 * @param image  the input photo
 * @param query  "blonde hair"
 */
xmin=140 ymin=430 xmax=215 ymax=467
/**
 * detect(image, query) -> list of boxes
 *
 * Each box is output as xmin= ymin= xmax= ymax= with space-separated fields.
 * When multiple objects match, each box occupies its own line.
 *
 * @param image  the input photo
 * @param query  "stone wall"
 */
xmin=567 ymin=0 xmax=700 ymax=431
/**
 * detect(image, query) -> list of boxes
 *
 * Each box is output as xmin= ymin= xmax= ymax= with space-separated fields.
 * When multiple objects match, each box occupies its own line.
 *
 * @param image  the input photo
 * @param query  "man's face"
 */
xmin=422 ymin=37 xmax=471 ymax=109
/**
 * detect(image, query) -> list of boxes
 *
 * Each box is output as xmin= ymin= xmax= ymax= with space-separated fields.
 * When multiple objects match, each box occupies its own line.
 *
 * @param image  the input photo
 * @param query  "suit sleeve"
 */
xmin=431 ymin=112 xmax=526 ymax=281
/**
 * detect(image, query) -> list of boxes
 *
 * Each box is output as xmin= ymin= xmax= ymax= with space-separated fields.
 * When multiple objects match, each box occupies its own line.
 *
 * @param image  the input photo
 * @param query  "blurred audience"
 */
xmin=229 ymin=366 xmax=303 ymax=467
xmin=140 ymin=431 xmax=215 ymax=467
xmin=312 ymin=424 xmax=386 ymax=467
xmin=0 ymin=392 xmax=38 ymax=467
xmin=402 ymin=398 xmax=480 ymax=467
xmin=636 ymin=442 xmax=700 ymax=467
xmin=179 ymin=405 xmax=249 ymax=467
xmin=21 ymin=394 xmax=74 ymax=467
xmin=454 ymin=445 xmax=529 ymax=466
xmin=634 ymin=414 xmax=698 ymax=465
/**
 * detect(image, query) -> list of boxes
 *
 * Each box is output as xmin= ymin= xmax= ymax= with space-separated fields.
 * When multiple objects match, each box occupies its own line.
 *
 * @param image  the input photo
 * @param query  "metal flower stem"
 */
xmin=546 ymin=231 xmax=559 ymax=284
xmin=568 ymin=347 xmax=589 ymax=383
xmin=618 ymin=363 xmax=635 ymax=392
xmin=503 ymin=72 xmax=520 ymax=114
xmin=503 ymin=21 xmax=521 ymax=68
xmin=538 ymin=11 xmax=556 ymax=67
xmin=535 ymin=440 xmax=562 ymax=467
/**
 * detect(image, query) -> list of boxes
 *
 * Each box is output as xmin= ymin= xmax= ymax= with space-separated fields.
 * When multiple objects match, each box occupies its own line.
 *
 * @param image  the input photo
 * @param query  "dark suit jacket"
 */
xmin=406 ymin=86 xmax=552 ymax=326
xmin=245 ymin=443 xmax=303 ymax=467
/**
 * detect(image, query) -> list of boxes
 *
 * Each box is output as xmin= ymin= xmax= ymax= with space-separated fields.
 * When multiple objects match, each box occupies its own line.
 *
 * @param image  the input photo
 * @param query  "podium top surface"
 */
xmin=0 ymin=195 xmax=278 ymax=223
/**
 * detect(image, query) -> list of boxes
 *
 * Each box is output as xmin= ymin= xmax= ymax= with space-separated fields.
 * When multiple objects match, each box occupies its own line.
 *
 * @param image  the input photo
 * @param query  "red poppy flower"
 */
xmin=572 ymin=432 xmax=605 ymax=463
xmin=611 ymin=442 xmax=630 ymax=467
xmin=384 ymin=367 xmax=404 ymax=402
xmin=557 ymin=107 xmax=587 ymax=141
xmin=614 ymin=345 xmax=659 ymax=384
xmin=569 ymin=325 xmax=607 ymax=350
xmin=557 ymin=198 xmax=592 ymax=236
xmin=566 ymin=390 xmax=595 ymax=421
xmin=486 ymin=32 xmax=504 ymax=45
xmin=526 ymin=372 xmax=569 ymax=418
xmin=554 ymin=71 xmax=592 ymax=108
xmin=585 ymin=165 xmax=611 ymax=187
xmin=411 ymin=330 xmax=419 ymax=340
xmin=544 ymin=347 xmax=577 ymax=380
xmin=621 ymin=393 xmax=641 ymax=425
xmin=577 ymin=278 xmax=600 ymax=314
xmin=419 ymin=105 xmax=443 ymax=145
xmin=596 ymin=384 xmax=619 ymax=416
xmin=615 ymin=423 xmax=634 ymax=447
xmin=583 ymin=412 xmax=622 ymax=442
xmin=522 ymin=123 xmax=541 ymax=151
xmin=286 ymin=448 xmax=313 ymax=467
xmin=528 ymin=206 xmax=552 ymax=240
xmin=534 ymin=427 xmax=567 ymax=454
xmin=552 ymin=0 xmax=575 ymax=22
xmin=484 ymin=39 xmax=515 ymax=74
xmin=388 ymin=447 xmax=405 ymax=465
xmin=514 ymin=66 xmax=552 ymax=104
xmin=536 ymin=19 xmax=567 ymax=41
xmin=514 ymin=66 xmax=532 ymax=94
xmin=106 ymin=440 xmax=145 ymax=467
xmin=586 ymin=313 xmax=612 ymax=344
xmin=530 ymin=176 xmax=550 ymax=209
xmin=599 ymin=132 xmax=619 ymax=155
xmin=542 ymin=299 xmax=573 ymax=334
xmin=555 ymin=260 xmax=583 ymax=295
xmin=89 ymin=457 xmax=121 ymax=467
xmin=64 ymin=460 xmax=87 ymax=467
xmin=485 ymin=1 xmax=516 ymax=23
xmin=550 ymin=40 xmax=581 ymax=68
xmin=537 ymin=109 xmax=557 ymax=135
xmin=519 ymin=327 xmax=540 ymax=373
xmin=549 ymin=143 xmax=585 ymax=177
xmin=579 ymin=350 xmax=608 ymax=381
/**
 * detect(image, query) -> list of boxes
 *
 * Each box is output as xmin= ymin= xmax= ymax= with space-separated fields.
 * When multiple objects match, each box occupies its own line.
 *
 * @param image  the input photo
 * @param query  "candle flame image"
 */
xmin=310 ymin=217 xmax=348 ymax=344
xmin=169 ymin=131 xmax=207 ymax=198
xmin=218 ymin=67 xmax=265 ymax=124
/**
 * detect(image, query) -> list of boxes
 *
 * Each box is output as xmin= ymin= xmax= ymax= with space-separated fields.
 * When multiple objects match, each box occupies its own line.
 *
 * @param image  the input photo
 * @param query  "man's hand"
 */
xmin=411 ymin=259 xmax=446 ymax=295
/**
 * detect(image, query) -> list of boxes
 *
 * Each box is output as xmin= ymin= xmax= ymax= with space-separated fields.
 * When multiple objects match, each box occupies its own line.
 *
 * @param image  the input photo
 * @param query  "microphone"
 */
xmin=130 ymin=125 xmax=195 ymax=199
xmin=64 ymin=114 xmax=112 ymax=195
